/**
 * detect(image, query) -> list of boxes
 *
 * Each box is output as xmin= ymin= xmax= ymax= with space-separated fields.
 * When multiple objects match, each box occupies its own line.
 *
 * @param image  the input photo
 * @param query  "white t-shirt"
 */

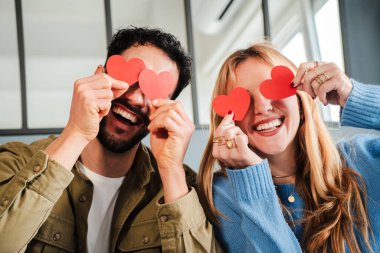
xmin=78 ymin=162 xmax=125 ymax=253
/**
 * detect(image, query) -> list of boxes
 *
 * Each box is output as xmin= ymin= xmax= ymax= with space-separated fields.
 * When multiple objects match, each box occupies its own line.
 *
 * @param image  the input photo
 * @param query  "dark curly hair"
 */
xmin=106 ymin=27 xmax=192 ymax=99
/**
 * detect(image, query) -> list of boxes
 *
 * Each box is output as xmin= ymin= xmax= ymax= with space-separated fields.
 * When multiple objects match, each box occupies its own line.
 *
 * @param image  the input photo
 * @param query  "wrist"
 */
xmin=44 ymin=128 xmax=89 ymax=170
xmin=159 ymin=168 xmax=189 ymax=203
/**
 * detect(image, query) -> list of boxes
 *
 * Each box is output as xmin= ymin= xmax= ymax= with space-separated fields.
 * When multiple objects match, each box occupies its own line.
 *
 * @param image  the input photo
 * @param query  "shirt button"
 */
xmin=160 ymin=215 xmax=168 ymax=222
xmin=79 ymin=195 xmax=87 ymax=202
xmin=53 ymin=232 xmax=61 ymax=241
xmin=1 ymin=197 xmax=9 ymax=207
xmin=33 ymin=165 xmax=41 ymax=172
xmin=142 ymin=236 xmax=150 ymax=244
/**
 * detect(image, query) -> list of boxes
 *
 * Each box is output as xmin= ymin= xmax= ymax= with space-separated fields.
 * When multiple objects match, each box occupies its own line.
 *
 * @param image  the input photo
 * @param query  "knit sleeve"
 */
xmin=341 ymin=80 xmax=380 ymax=130
xmin=213 ymin=160 xmax=302 ymax=253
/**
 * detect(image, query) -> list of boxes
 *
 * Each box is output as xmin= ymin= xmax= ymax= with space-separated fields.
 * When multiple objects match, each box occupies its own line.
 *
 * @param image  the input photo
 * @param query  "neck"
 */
xmin=80 ymin=138 xmax=139 ymax=178
xmin=267 ymin=140 xmax=298 ymax=185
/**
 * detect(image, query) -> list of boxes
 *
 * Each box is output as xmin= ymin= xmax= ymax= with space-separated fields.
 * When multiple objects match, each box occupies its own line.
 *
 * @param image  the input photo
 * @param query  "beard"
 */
xmin=97 ymin=96 xmax=150 ymax=153
xmin=97 ymin=116 xmax=149 ymax=153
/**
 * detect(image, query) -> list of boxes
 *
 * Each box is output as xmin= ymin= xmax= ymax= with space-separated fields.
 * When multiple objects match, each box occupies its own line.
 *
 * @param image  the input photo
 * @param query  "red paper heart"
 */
xmin=212 ymin=87 xmax=251 ymax=121
xmin=106 ymin=55 xmax=145 ymax=85
xmin=138 ymin=69 xmax=176 ymax=100
xmin=259 ymin=65 xmax=296 ymax=100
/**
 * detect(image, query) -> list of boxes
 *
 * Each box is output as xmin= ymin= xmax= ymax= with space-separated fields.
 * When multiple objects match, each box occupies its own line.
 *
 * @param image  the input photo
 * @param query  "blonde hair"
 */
xmin=198 ymin=43 xmax=372 ymax=253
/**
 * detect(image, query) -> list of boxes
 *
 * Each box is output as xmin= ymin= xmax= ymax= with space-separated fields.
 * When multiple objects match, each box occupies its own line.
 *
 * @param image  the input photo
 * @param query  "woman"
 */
xmin=198 ymin=43 xmax=380 ymax=253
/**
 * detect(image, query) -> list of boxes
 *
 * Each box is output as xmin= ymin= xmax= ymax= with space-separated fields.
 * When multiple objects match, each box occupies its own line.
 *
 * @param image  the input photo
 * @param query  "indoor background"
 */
xmin=1 ymin=0 xmax=379 ymax=170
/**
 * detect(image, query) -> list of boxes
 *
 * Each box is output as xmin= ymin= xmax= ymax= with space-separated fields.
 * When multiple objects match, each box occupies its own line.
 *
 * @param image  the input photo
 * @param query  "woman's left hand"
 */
xmin=292 ymin=61 xmax=352 ymax=107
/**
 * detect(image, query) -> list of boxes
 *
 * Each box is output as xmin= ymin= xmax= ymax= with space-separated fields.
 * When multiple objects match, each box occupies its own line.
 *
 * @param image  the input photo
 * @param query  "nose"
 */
xmin=254 ymin=94 xmax=273 ymax=115
xmin=123 ymin=84 xmax=149 ymax=109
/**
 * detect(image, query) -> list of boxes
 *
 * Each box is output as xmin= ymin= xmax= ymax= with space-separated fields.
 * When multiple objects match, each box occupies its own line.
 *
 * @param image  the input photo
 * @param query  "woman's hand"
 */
xmin=212 ymin=112 xmax=262 ymax=169
xmin=292 ymin=61 xmax=352 ymax=107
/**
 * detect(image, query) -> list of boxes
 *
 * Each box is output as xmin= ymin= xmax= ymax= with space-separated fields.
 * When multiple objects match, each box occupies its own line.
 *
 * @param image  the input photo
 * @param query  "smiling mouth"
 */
xmin=111 ymin=106 xmax=142 ymax=126
xmin=254 ymin=117 xmax=284 ymax=132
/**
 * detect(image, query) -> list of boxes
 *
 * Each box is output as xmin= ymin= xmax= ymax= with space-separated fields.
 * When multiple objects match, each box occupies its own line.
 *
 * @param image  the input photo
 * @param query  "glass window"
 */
xmin=315 ymin=0 xmax=343 ymax=122
xmin=282 ymin=32 xmax=307 ymax=66
xmin=23 ymin=0 xmax=107 ymax=128
xmin=0 ymin=0 xmax=22 ymax=129
xmin=191 ymin=0 xmax=263 ymax=124
xmin=111 ymin=0 xmax=194 ymax=122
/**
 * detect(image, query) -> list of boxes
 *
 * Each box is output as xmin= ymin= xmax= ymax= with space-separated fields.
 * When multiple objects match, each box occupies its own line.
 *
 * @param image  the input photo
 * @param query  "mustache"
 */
xmin=112 ymin=96 xmax=150 ymax=125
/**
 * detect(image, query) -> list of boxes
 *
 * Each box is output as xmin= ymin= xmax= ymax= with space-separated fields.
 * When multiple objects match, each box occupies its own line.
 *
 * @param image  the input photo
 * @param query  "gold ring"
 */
xmin=226 ymin=139 xmax=235 ymax=149
xmin=320 ymin=73 xmax=329 ymax=81
xmin=213 ymin=136 xmax=226 ymax=146
xmin=315 ymin=73 xmax=329 ymax=85
xmin=315 ymin=76 xmax=324 ymax=85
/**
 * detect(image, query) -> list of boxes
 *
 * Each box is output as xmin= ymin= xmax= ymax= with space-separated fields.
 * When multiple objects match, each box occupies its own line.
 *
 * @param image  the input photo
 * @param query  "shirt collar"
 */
xmin=74 ymin=143 xmax=156 ymax=187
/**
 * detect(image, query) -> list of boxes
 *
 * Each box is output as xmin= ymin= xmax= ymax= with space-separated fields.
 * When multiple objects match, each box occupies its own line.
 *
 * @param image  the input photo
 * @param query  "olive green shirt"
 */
xmin=0 ymin=136 xmax=221 ymax=252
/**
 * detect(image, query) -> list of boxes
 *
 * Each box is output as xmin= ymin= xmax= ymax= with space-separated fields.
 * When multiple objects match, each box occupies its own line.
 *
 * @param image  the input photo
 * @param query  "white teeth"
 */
xmin=112 ymin=107 xmax=138 ymax=123
xmin=256 ymin=119 xmax=282 ymax=131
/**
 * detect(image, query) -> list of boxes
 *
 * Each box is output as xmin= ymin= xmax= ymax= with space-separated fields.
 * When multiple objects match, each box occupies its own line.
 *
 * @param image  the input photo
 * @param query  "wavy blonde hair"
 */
xmin=198 ymin=43 xmax=372 ymax=253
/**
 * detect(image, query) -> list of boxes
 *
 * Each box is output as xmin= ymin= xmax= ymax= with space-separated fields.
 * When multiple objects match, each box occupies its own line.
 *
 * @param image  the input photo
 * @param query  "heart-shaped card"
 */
xmin=139 ymin=69 xmax=176 ymax=100
xmin=259 ymin=65 xmax=296 ymax=100
xmin=212 ymin=87 xmax=251 ymax=121
xmin=106 ymin=55 xmax=145 ymax=85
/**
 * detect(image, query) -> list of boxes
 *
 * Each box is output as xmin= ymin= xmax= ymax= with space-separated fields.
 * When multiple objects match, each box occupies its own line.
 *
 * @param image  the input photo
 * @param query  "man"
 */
xmin=0 ymin=27 xmax=221 ymax=252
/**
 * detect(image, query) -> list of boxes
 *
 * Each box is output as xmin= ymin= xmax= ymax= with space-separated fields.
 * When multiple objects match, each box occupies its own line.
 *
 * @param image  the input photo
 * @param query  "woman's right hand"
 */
xmin=212 ymin=112 xmax=263 ymax=169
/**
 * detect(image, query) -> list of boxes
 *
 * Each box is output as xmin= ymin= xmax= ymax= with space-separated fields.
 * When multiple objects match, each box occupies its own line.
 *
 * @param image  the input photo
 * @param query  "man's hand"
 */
xmin=44 ymin=66 xmax=129 ymax=170
xmin=66 ymin=67 xmax=129 ymax=142
xmin=148 ymin=99 xmax=195 ymax=203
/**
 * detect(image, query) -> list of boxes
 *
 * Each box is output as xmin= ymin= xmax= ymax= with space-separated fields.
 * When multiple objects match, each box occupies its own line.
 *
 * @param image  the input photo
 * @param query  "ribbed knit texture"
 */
xmin=341 ymin=79 xmax=380 ymax=130
xmin=213 ymin=81 xmax=380 ymax=252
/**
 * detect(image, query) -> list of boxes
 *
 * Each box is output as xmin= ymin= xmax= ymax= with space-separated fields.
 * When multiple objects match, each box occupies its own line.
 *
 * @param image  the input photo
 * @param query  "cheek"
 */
xmin=287 ymin=107 xmax=301 ymax=133
xmin=236 ymin=114 xmax=251 ymax=134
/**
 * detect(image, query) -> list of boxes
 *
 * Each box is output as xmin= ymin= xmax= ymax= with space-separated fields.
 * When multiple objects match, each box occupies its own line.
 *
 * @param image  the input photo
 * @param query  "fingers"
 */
xmin=293 ymin=61 xmax=318 ymax=87
xmin=97 ymin=99 xmax=112 ymax=118
xmin=148 ymin=100 xmax=194 ymax=136
xmin=70 ymin=72 xmax=129 ymax=133
xmin=293 ymin=61 xmax=353 ymax=106
xmin=212 ymin=125 xmax=240 ymax=163
xmin=94 ymin=65 xmax=105 ymax=75
xmin=75 ymin=73 xmax=129 ymax=99
xmin=150 ymin=100 xmax=193 ymax=125
xmin=212 ymin=114 xmax=261 ymax=168
xmin=219 ymin=111 xmax=235 ymax=126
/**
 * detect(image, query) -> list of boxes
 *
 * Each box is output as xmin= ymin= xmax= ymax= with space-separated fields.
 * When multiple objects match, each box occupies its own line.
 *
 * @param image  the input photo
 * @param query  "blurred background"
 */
xmin=1 ymin=0 xmax=379 ymax=169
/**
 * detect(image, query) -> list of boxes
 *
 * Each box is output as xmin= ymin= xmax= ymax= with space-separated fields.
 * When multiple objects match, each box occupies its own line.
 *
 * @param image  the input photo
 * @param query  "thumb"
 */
xmin=112 ymin=88 xmax=127 ymax=99
xmin=94 ymin=65 xmax=105 ymax=75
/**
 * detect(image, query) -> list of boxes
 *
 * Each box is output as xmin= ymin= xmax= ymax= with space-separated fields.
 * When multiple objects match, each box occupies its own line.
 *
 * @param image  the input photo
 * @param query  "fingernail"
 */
xmin=291 ymin=81 xmax=297 ymax=88
xmin=228 ymin=110 xmax=232 ymax=115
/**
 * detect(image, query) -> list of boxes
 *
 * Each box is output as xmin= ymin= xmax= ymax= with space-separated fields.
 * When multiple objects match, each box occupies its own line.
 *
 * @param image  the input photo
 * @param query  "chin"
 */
xmin=251 ymin=140 xmax=288 ymax=157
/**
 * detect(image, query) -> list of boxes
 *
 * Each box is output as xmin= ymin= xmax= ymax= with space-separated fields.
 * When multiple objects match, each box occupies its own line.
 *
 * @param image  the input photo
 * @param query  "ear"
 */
xmin=94 ymin=65 xmax=105 ymax=75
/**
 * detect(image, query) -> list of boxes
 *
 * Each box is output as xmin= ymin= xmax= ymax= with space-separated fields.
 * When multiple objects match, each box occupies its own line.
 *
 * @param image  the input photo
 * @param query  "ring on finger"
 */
xmin=315 ymin=75 xmax=324 ymax=85
xmin=314 ymin=61 xmax=319 ymax=68
xmin=315 ymin=73 xmax=329 ymax=85
xmin=320 ymin=73 xmax=329 ymax=82
xmin=226 ymin=139 xmax=235 ymax=149
xmin=213 ymin=136 xmax=225 ymax=146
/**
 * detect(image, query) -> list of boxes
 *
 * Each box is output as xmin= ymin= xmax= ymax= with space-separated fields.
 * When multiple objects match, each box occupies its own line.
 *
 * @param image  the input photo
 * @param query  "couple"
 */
xmin=0 ymin=27 xmax=379 ymax=252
